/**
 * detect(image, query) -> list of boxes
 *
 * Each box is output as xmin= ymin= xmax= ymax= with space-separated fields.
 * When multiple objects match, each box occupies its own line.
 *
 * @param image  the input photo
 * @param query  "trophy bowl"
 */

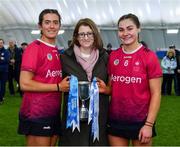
xmin=78 ymin=81 xmax=90 ymax=121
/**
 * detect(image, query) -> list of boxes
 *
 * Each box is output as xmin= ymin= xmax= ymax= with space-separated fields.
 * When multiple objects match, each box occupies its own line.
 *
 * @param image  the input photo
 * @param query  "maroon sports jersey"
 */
xmin=20 ymin=39 xmax=62 ymax=120
xmin=108 ymin=45 xmax=162 ymax=123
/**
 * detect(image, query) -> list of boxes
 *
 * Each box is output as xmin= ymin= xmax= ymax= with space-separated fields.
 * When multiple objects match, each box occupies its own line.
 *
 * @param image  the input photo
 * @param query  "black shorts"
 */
xmin=18 ymin=115 xmax=61 ymax=137
xmin=107 ymin=120 xmax=156 ymax=140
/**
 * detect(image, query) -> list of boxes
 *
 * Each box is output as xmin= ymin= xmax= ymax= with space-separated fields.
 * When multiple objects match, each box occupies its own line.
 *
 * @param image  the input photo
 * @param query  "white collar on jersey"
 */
xmin=37 ymin=39 xmax=56 ymax=48
xmin=122 ymin=44 xmax=143 ymax=54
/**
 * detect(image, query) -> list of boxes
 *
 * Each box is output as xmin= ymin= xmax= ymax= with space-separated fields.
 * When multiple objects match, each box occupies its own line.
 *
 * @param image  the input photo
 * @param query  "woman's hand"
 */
xmin=58 ymin=76 xmax=70 ymax=92
xmin=138 ymin=125 xmax=152 ymax=144
xmin=96 ymin=77 xmax=111 ymax=94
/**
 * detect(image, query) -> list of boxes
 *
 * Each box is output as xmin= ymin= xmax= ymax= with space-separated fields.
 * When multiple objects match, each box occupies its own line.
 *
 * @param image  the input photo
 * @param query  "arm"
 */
xmin=161 ymin=57 xmax=168 ymax=69
xmin=146 ymin=77 xmax=161 ymax=124
xmin=96 ymin=76 xmax=111 ymax=95
xmin=20 ymin=71 xmax=69 ymax=92
xmin=138 ymin=77 xmax=161 ymax=143
xmin=171 ymin=59 xmax=177 ymax=70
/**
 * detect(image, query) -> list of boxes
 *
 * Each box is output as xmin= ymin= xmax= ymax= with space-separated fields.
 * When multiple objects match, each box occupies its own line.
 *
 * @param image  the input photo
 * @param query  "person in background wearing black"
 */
xmin=7 ymin=40 xmax=22 ymax=95
xmin=0 ymin=39 xmax=10 ymax=104
xmin=17 ymin=42 xmax=28 ymax=96
xmin=169 ymin=45 xmax=180 ymax=96
xmin=106 ymin=43 xmax=112 ymax=54
xmin=20 ymin=42 xmax=28 ymax=53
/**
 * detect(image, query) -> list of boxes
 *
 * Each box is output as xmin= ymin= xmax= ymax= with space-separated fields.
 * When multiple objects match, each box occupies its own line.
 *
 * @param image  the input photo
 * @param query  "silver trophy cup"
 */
xmin=78 ymin=81 xmax=90 ymax=121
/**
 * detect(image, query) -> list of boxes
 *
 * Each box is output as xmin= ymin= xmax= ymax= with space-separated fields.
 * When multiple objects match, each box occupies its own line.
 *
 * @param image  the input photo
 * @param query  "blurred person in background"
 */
xmin=20 ymin=42 xmax=28 ymax=53
xmin=7 ymin=40 xmax=22 ymax=95
xmin=17 ymin=42 xmax=28 ymax=96
xmin=169 ymin=45 xmax=180 ymax=96
xmin=0 ymin=39 xmax=10 ymax=104
xmin=106 ymin=43 xmax=112 ymax=54
xmin=161 ymin=49 xmax=177 ymax=95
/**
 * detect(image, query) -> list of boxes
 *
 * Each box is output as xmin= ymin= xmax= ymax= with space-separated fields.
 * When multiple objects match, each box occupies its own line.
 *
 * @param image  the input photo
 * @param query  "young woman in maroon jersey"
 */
xmin=18 ymin=9 xmax=69 ymax=146
xmin=99 ymin=13 xmax=162 ymax=146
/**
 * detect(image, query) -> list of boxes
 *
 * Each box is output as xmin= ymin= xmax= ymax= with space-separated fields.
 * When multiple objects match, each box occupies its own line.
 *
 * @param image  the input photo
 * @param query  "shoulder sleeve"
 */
xmin=146 ymin=50 xmax=162 ymax=79
xmin=21 ymin=42 xmax=39 ymax=73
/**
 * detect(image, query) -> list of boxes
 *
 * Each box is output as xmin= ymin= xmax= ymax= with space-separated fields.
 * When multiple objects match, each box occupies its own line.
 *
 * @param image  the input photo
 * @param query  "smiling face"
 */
xmin=77 ymin=25 xmax=94 ymax=50
xmin=118 ymin=18 xmax=140 ymax=47
xmin=39 ymin=13 xmax=60 ymax=44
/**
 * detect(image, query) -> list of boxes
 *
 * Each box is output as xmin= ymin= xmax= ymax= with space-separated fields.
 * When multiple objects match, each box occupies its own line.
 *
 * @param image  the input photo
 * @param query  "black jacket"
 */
xmin=0 ymin=47 xmax=10 ymax=72
xmin=59 ymin=47 xmax=109 ymax=146
xmin=175 ymin=49 xmax=180 ymax=74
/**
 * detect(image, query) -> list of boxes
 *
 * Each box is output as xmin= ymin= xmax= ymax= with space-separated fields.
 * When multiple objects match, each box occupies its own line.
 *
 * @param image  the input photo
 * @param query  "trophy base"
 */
xmin=80 ymin=117 xmax=88 ymax=122
xmin=80 ymin=107 xmax=88 ymax=122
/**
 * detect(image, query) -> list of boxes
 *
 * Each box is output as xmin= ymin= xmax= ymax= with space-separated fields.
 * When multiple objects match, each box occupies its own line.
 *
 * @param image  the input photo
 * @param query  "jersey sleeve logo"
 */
xmin=47 ymin=53 xmax=53 ymax=61
xmin=114 ymin=59 xmax=119 ymax=65
xmin=135 ymin=61 xmax=140 ymax=65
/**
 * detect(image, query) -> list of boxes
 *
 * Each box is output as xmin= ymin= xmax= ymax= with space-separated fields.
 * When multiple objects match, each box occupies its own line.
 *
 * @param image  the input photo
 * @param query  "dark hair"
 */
xmin=169 ymin=45 xmax=176 ymax=49
xmin=38 ymin=9 xmax=61 ymax=26
xmin=107 ymin=43 xmax=112 ymax=48
xmin=21 ymin=42 xmax=28 ymax=46
xmin=140 ymin=41 xmax=148 ymax=48
xmin=117 ymin=13 xmax=140 ymax=28
xmin=0 ymin=39 xmax=4 ymax=43
xmin=71 ymin=18 xmax=103 ymax=49
xmin=67 ymin=40 xmax=72 ymax=47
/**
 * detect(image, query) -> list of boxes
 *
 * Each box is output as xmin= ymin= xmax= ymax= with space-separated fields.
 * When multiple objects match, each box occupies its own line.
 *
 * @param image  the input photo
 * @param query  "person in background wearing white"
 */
xmin=161 ymin=49 xmax=177 ymax=95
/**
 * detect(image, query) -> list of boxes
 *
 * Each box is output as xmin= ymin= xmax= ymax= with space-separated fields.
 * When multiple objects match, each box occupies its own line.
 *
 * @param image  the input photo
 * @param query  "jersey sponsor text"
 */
xmin=46 ymin=69 xmax=62 ymax=78
xmin=111 ymin=74 xmax=142 ymax=84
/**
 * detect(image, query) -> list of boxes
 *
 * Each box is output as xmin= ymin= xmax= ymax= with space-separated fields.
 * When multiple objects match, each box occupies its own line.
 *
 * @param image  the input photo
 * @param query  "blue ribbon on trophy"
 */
xmin=66 ymin=75 xmax=80 ymax=132
xmin=88 ymin=77 xmax=99 ymax=142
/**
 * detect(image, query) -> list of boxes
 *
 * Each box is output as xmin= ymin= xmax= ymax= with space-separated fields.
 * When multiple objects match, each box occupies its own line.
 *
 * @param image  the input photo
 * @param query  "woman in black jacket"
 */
xmin=59 ymin=18 xmax=110 ymax=146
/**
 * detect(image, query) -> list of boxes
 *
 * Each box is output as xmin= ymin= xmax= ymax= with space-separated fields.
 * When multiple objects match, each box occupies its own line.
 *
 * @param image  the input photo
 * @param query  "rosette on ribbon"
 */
xmin=66 ymin=75 xmax=80 ymax=132
xmin=88 ymin=77 xmax=99 ymax=142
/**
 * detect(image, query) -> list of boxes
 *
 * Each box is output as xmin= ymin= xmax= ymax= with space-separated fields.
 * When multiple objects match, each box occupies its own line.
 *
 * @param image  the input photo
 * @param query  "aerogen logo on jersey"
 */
xmin=47 ymin=53 xmax=52 ymax=61
xmin=114 ymin=59 xmax=119 ymax=65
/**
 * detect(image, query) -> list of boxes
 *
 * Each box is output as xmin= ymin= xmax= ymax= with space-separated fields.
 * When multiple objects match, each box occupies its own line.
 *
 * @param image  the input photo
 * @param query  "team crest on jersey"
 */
xmin=135 ymin=61 xmax=140 ymax=66
xmin=133 ymin=61 xmax=140 ymax=71
xmin=114 ymin=59 xmax=119 ymax=65
xmin=124 ymin=60 xmax=128 ymax=66
xmin=47 ymin=53 xmax=52 ymax=61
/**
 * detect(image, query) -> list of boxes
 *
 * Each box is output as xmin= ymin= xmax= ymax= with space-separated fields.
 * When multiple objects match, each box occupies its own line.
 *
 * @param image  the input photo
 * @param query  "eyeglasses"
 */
xmin=78 ymin=32 xmax=94 ymax=38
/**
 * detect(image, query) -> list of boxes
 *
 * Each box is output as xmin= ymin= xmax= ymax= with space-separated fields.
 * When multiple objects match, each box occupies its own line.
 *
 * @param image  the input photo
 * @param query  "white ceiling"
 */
xmin=0 ymin=0 xmax=180 ymax=30
xmin=0 ymin=0 xmax=180 ymax=48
